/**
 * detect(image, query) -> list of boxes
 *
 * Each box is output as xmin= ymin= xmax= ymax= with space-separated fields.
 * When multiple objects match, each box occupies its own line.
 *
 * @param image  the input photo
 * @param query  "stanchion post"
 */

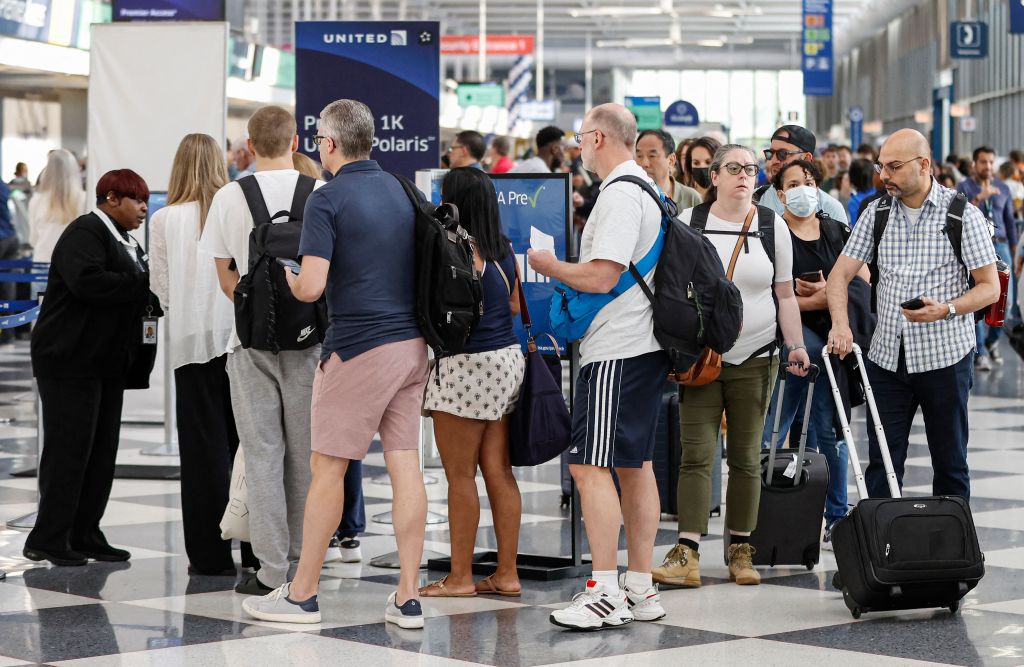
xmin=142 ymin=317 xmax=179 ymax=456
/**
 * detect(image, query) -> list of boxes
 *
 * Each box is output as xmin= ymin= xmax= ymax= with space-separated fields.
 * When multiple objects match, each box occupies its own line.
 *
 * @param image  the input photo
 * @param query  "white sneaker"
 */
xmin=323 ymin=537 xmax=343 ymax=564
xmin=241 ymin=583 xmax=322 ymax=624
xmin=385 ymin=591 xmax=424 ymax=629
xmin=549 ymin=580 xmax=634 ymax=631
xmin=975 ymin=355 xmax=993 ymax=372
xmin=619 ymin=573 xmax=666 ymax=621
xmin=323 ymin=536 xmax=361 ymax=564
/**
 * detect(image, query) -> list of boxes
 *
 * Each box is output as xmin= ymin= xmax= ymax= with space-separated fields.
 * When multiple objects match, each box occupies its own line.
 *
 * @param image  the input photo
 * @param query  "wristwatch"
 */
xmin=945 ymin=303 xmax=957 ymax=321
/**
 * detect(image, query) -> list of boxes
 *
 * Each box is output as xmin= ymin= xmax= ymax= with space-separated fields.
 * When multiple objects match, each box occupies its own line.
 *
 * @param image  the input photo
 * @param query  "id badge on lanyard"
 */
xmin=142 ymin=306 xmax=158 ymax=345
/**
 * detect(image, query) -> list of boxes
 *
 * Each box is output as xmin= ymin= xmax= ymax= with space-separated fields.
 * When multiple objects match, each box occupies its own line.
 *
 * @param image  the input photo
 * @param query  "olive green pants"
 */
xmin=677 ymin=355 xmax=777 ymax=535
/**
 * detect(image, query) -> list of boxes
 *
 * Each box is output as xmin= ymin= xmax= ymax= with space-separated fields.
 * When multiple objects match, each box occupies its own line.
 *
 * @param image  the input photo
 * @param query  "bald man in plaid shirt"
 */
xmin=825 ymin=129 xmax=999 ymax=501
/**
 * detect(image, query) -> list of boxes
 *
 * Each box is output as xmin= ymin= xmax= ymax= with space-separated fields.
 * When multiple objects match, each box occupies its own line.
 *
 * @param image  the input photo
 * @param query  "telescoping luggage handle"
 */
xmin=821 ymin=344 xmax=901 ymax=501
xmin=765 ymin=362 xmax=820 ymax=487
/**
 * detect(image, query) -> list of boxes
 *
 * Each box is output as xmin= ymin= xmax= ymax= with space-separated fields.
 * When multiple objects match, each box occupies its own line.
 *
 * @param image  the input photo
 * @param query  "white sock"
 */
xmin=624 ymin=570 xmax=653 ymax=592
xmin=591 ymin=570 xmax=620 ymax=592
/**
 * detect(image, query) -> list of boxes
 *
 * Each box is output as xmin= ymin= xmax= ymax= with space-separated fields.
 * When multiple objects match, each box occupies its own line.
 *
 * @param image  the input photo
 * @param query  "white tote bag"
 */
xmin=219 ymin=447 xmax=250 ymax=541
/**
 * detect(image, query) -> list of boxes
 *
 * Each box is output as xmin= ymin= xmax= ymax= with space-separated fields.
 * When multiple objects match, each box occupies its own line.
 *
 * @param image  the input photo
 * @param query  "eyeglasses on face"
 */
xmin=722 ymin=162 xmax=759 ymax=177
xmin=313 ymin=135 xmax=330 ymax=146
xmin=574 ymin=129 xmax=599 ymax=144
xmin=763 ymin=148 xmax=804 ymax=161
xmin=448 ymin=144 xmax=465 ymax=153
xmin=873 ymin=156 xmax=925 ymax=175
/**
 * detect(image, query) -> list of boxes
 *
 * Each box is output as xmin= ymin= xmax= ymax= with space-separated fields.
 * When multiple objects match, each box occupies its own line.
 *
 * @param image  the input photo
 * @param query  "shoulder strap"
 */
xmin=753 ymin=184 xmax=770 ymax=203
xmin=756 ymin=205 xmax=775 ymax=265
xmin=690 ymin=202 xmax=712 ymax=232
xmin=493 ymin=254 xmax=513 ymax=296
xmin=872 ymin=194 xmax=893 ymax=257
xmin=945 ymin=192 xmax=968 ymax=269
xmin=237 ymin=175 xmax=272 ymax=227
xmin=818 ymin=213 xmax=848 ymax=254
xmin=605 ymin=175 xmax=676 ymax=219
xmin=726 ymin=208 xmax=756 ymax=279
xmin=289 ymin=174 xmax=316 ymax=221
xmin=511 ymin=253 xmax=531 ymax=329
xmin=390 ymin=171 xmax=426 ymax=208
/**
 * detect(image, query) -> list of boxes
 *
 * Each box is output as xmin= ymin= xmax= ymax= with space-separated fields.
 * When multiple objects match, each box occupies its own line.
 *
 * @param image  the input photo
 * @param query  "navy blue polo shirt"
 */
xmin=299 ymin=160 xmax=420 ymax=360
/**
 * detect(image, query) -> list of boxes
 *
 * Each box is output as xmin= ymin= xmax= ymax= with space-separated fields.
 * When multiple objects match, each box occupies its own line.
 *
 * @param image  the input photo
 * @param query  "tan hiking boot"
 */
xmin=728 ymin=543 xmax=761 ymax=585
xmin=651 ymin=544 xmax=701 ymax=588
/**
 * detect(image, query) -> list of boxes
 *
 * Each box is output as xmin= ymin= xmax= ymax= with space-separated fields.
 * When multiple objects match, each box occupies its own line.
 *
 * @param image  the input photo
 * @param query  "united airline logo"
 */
xmin=323 ymin=31 xmax=407 ymax=45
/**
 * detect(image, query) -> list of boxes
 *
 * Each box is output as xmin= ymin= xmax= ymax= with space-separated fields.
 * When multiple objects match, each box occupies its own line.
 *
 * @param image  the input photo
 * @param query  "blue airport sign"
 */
xmin=950 ymin=21 xmax=988 ymax=59
xmin=1011 ymin=1 xmax=1024 ymax=34
xmin=664 ymin=100 xmax=700 ymax=127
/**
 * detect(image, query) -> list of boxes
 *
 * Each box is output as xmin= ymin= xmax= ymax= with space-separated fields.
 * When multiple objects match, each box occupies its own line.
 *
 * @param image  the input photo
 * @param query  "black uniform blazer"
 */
xmin=31 ymin=212 xmax=161 ymax=383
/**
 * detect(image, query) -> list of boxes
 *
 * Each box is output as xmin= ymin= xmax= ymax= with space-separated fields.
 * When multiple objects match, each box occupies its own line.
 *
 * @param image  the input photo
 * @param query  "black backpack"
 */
xmin=614 ymin=176 xmax=743 ymax=374
xmin=392 ymin=174 xmax=483 ymax=357
xmin=753 ymin=184 xmax=771 ymax=203
xmin=233 ymin=174 xmax=327 ymax=353
xmin=869 ymin=192 xmax=985 ymax=322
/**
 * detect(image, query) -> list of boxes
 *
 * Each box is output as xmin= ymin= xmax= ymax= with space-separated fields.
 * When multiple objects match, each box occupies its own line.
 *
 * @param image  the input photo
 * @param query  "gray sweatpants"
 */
xmin=227 ymin=346 xmax=318 ymax=588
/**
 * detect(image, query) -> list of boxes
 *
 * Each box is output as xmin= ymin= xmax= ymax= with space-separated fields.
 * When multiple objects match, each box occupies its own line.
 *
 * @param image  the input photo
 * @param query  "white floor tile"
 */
xmin=0 ymin=656 xmax=34 ymax=667
xmin=541 ymin=638 xmax=955 ymax=667
xmin=0 ymin=580 xmax=99 ymax=613
xmin=51 ymin=632 xmax=473 ymax=667
xmin=971 ymin=507 xmax=1024 ymax=530
xmin=976 ymin=547 xmax=1024 ymax=570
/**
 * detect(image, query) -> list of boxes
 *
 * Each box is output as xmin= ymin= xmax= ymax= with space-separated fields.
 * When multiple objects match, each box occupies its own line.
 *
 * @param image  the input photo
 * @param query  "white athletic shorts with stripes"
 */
xmin=566 ymin=350 xmax=670 ymax=469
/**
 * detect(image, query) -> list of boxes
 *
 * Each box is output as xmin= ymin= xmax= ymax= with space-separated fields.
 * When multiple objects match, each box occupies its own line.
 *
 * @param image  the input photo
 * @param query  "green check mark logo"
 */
xmin=528 ymin=185 xmax=546 ymax=208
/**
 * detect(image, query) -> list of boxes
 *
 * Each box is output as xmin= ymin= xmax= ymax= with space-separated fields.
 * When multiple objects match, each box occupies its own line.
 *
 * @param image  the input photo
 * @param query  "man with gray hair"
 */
xmin=529 ymin=103 xmax=671 ymax=630
xmin=243 ymin=99 xmax=430 ymax=629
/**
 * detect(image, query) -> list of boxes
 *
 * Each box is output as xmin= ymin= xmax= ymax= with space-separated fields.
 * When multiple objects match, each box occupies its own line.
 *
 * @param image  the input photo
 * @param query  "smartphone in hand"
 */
xmin=797 ymin=271 xmax=823 ymax=282
xmin=276 ymin=258 xmax=301 ymax=275
xmin=900 ymin=297 xmax=926 ymax=311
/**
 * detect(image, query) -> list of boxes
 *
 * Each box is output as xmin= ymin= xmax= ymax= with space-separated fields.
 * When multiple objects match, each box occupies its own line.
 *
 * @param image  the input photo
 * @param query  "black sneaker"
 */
xmin=235 ymin=573 xmax=274 ymax=595
xmin=73 ymin=543 xmax=131 ymax=562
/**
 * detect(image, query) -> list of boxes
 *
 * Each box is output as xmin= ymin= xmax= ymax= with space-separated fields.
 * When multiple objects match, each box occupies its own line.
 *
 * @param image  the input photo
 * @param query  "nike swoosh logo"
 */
xmin=297 ymin=326 xmax=314 ymax=342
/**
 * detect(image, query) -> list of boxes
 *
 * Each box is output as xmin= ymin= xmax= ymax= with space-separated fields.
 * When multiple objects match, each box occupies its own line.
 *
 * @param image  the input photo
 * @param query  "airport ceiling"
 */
xmin=260 ymin=0 xmax=924 ymax=69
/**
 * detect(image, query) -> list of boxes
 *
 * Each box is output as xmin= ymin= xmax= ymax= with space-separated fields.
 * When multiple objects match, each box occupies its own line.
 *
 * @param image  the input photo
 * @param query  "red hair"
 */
xmin=95 ymin=169 xmax=150 ymax=206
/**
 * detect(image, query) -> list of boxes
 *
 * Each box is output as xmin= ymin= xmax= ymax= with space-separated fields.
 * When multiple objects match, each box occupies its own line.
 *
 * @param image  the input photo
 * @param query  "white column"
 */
xmin=536 ymin=0 xmax=544 ymax=100
xmin=584 ymin=32 xmax=592 ymax=110
xmin=478 ymin=0 xmax=487 ymax=81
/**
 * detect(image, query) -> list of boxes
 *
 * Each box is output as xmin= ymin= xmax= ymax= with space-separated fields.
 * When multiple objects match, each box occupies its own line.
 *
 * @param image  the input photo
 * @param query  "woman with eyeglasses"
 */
xmin=652 ymin=144 xmax=809 ymax=589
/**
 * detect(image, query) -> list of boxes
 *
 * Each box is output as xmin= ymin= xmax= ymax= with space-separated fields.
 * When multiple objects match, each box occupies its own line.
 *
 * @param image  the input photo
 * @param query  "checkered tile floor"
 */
xmin=1 ymin=340 xmax=1024 ymax=666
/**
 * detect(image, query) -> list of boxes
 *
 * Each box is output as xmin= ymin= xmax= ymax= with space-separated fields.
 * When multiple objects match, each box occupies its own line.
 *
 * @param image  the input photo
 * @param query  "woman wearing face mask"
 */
xmin=684 ymin=136 xmax=721 ymax=202
xmin=759 ymin=159 xmax=871 ymax=548
xmin=652 ymin=145 xmax=810 ymax=590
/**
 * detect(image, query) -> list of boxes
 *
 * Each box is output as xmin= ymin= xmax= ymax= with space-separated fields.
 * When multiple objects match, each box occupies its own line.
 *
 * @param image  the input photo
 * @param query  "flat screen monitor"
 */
xmin=112 ymin=0 xmax=226 ymax=22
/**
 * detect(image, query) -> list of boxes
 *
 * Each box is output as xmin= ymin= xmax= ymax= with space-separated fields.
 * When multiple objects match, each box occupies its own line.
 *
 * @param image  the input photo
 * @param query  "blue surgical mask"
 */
xmin=784 ymin=185 xmax=819 ymax=218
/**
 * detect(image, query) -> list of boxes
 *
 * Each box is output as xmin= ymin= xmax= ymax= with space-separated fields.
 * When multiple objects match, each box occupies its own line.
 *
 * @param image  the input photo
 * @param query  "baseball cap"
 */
xmin=770 ymin=125 xmax=816 ymax=155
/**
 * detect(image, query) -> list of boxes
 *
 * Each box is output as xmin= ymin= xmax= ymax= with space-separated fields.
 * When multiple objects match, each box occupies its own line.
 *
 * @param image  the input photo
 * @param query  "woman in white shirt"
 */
xmin=652 ymin=144 xmax=810 ymax=589
xmin=28 ymin=149 xmax=86 ymax=263
xmin=150 ymin=133 xmax=252 ymax=575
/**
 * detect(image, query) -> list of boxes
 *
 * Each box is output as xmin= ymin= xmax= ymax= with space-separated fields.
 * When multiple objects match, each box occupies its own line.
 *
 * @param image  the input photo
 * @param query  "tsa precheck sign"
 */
xmin=491 ymin=173 xmax=572 ymax=354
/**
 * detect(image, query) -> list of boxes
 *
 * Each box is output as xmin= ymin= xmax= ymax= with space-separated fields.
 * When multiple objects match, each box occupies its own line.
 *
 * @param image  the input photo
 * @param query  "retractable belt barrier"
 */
xmin=0 ymin=259 xmax=48 ymax=328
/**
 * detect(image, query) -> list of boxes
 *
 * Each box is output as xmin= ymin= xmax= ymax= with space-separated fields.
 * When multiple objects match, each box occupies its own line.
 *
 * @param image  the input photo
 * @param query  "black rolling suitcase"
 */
xmin=730 ymin=363 xmax=828 ymax=569
xmin=823 ymin=344 xmax=984 ymax=619
xmin=654 ymin=392 xmax=681 ymax=515
xmin=654 ymin=389 xmax=723 ymax=518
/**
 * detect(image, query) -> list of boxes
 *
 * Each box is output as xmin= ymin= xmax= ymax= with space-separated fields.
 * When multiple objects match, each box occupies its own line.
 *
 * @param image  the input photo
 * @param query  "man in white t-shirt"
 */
xmin=198 ymin=106 xmax=323 ymax=595
xmin=528 ymin=103 xmax=670 ymax=631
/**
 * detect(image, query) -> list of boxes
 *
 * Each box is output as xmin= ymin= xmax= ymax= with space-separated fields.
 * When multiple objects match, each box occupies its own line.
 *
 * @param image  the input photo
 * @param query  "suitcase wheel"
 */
xmin=949 ymin=600 xmax=960 ymax=614
xmin=851 ymin=607 xmax=862 ymax=620
xmin=831 ymin=572 xmax=842 ymax=590
xmin=804 ymin=559 xmax=815 ymax=571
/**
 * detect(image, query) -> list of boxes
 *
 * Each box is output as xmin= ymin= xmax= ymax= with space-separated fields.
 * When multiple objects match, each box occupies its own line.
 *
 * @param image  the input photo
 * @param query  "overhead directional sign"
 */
xmin=802 ymin=0 xmax=833 ymax=96
xmin=950 ymin=21 xmax=988 ymax=59
xmin=624 ymin=96 xmax=662 ymax=130
xmin=849 ymin=106 xmax=864 ymax=152
xmin=664 ymin=100 xmax=700 ymax=127
xmin=1012 ymin=1 xmax=1024 ymax=34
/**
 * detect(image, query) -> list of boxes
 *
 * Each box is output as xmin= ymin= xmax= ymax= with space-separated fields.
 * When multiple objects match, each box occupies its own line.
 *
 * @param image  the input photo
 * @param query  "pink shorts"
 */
xmin=311 ymin=338 xmax=428 ymax=460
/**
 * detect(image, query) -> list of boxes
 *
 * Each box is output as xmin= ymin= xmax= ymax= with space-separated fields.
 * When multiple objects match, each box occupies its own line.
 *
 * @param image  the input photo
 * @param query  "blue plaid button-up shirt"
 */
xmin=843 ymin=180 xmax=997 ymax=373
